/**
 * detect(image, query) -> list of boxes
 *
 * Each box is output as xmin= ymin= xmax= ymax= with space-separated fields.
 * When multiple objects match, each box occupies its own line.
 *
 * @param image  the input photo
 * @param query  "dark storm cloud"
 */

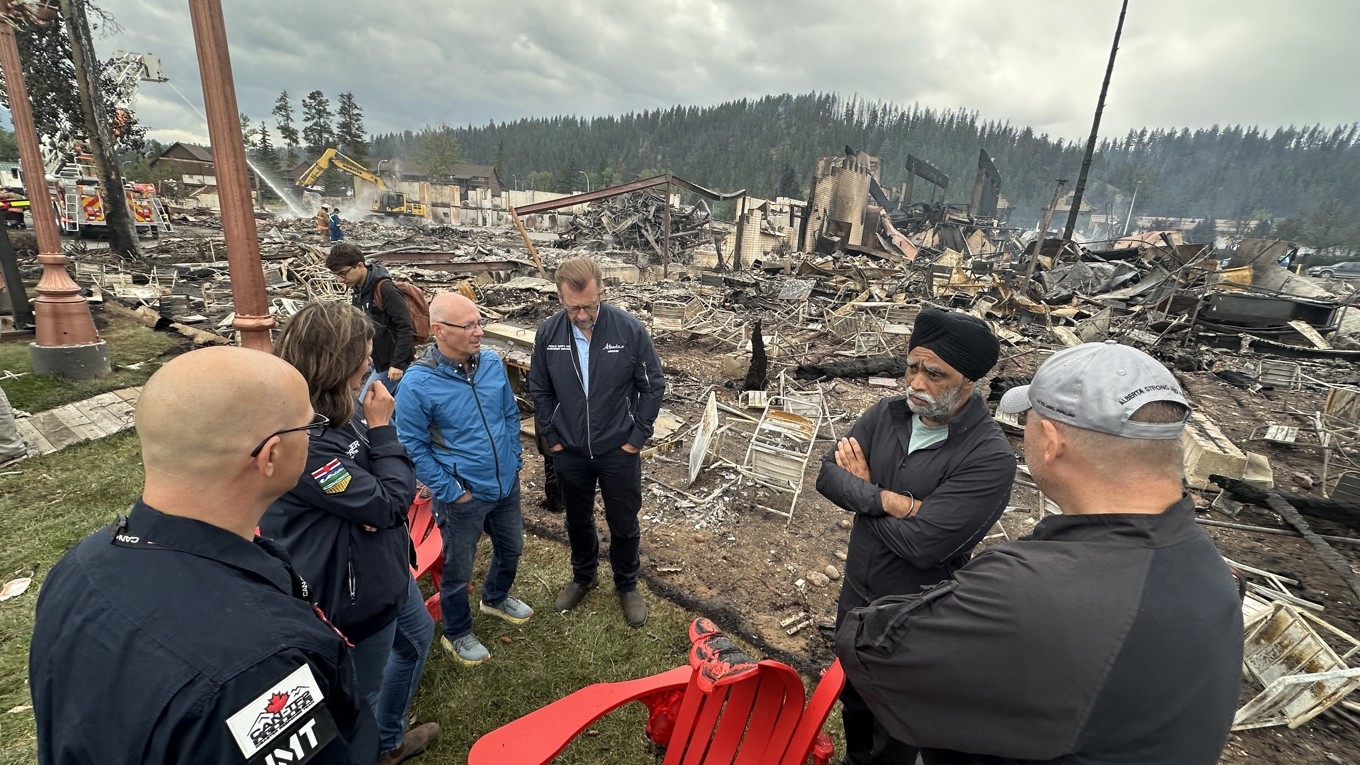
xmin=83 ymin=0 xmax=1357 ymax=147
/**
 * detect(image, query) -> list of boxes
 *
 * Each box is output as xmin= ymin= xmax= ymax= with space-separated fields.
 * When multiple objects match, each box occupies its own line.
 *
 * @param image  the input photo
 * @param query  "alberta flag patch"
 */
xmin=311 ymin=459 xmax=351 ymax=495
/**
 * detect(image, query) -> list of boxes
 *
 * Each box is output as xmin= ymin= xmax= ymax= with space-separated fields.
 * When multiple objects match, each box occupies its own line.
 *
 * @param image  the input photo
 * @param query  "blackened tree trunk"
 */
xmin=60 ymin=0 xmax=140 ymax=260
xmin=743 ymin=317 xmax=768 ymax=391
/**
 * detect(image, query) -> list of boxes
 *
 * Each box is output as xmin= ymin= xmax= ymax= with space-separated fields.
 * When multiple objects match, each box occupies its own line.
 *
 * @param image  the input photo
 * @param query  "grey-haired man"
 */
xmin=836 ymin=341 xmax=1243 ymax=765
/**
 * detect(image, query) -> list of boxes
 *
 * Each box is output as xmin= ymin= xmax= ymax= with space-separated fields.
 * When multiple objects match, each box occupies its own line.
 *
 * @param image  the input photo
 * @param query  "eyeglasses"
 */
xmin=563 ymin=301 xmax=601 ymax=315
xmin=332 ymin=266 xmax=356 ymax=278
xmin=435 ymin=318 xmax=490 ymax=332
xmin=250 ymin=412 xmax=329 ymax=457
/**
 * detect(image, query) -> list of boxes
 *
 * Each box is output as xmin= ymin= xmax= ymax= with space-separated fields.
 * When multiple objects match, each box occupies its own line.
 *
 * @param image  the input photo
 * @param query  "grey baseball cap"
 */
xmin=998 ymin=341 xmax=1190 ymax=439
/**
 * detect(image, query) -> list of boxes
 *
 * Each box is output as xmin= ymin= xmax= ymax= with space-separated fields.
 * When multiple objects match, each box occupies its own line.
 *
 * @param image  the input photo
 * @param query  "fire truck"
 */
xmin=3 ymin=52 xmax=174 ymax=237
xmin=48 ymin=154 xmax=173 ymax=237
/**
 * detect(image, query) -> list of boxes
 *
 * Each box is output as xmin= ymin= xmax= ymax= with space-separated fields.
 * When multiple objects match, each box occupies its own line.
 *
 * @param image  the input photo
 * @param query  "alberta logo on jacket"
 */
xmin=311 ymin=459 xmax=351 ymax=494
xmin=226 ymin=664 xmax=337 ymax=762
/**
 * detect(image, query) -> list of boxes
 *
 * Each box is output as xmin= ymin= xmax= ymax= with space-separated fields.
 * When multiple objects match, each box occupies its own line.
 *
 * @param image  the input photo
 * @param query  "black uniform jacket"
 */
xmin=30 ymin=499 xmax=378 ymax=765
xmin=817 ymin=393 xmax=1017 ymax=620
xmin=837 ymin=498 xmax=1244 ymax=764
xmin=261 ymin=415 xmax=417 ymax=643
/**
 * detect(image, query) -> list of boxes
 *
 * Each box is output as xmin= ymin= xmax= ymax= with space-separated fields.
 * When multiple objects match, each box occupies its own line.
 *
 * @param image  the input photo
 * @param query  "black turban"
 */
xmin=907 ymin=307 xmax=1000 ymax=381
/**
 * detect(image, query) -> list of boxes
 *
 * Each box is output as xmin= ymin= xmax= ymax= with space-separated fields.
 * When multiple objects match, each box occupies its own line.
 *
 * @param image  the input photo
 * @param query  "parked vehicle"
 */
xmin=1307 ymin=262 xmax=1360 ymax=279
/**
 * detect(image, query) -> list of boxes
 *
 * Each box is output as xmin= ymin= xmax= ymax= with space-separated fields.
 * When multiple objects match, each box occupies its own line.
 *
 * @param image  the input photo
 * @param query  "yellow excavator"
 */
xmin=296 ymin=148 xmax=428 ymax=219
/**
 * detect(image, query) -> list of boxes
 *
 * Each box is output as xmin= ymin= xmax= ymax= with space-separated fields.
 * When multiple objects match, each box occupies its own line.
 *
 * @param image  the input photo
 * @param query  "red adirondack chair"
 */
xmin=406 ymin=488 xmax=444 ymax=620
xmin=468 ymin=617 xmax=844 ymax=765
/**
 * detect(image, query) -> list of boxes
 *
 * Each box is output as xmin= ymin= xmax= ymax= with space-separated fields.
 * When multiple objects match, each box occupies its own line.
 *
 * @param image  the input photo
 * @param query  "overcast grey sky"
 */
xmin=72 ymin=0 xmax=1359 ymax=152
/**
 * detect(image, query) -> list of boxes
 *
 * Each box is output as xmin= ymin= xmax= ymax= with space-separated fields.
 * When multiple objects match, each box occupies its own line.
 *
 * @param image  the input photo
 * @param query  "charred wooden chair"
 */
xmin=468 ymin=617 xmax=843 ymax=765
xmin=737 ymin=396 xmax=821 ymax=525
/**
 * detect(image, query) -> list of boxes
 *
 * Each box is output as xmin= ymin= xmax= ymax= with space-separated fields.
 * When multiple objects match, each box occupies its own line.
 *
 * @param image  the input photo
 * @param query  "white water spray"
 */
xmin=164 ymin=81 xmax=309 ymax=219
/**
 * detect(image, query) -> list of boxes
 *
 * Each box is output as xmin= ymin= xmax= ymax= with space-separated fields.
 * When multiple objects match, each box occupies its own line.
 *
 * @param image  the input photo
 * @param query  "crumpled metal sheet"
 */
xmin=1034 ymin=260 xmax=1141 ymax=302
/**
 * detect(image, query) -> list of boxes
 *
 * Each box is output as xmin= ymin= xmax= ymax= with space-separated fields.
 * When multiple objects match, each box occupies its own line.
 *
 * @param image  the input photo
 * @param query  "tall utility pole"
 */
xmin=0 ymin=0 xmax=109 ymax=378
xmin=58 ymin=0 xmax=140 ymax=260
xmin=1062 ymin=0 xmax=1129 ymax=242
xmin=188 ymin=0 xmax=274 ymax=351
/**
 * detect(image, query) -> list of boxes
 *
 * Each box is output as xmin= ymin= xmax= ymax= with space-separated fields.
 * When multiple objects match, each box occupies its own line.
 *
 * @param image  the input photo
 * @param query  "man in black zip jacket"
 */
xmin=817 ymin=307 xmax=1015 ymax=765
xmin=328 ymin=243 xmax=415 ymax=395
xmin=837 ymin=342 xmax=1243 ymax=764
xmin=529 ymin=257 xmax=666 ymax=628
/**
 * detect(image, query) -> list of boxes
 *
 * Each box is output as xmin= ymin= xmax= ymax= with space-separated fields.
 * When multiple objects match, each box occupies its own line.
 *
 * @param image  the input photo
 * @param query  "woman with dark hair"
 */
xmin=261 ymin=301 xmax=438 ymax=765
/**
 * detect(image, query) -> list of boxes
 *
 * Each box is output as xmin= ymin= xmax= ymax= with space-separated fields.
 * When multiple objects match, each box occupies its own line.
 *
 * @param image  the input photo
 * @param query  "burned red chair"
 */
xmin=406 ymin=487 xmax=444 ymax=620
xmin=468 ymin=617 xmax=844 ymax=765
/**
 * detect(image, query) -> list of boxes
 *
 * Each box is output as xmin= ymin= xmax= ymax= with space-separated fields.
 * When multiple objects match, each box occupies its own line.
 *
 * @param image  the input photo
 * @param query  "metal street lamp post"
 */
xmin=187 ymin=0 xmax=274 ymax=351
xmin=0 ymin=0 xmax=109 ymax=378
xmin=578 ymin=170 xmax=591 ymax=193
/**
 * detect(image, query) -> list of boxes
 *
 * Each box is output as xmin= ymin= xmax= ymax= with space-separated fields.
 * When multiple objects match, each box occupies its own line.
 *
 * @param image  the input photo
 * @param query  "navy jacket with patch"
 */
xmin=30 ymin=499 xmax=378 ymax=764
xmin=529 ymin=302 xmax=666 ymax=456
xmin=261 ymin=413 xmax=416 ymax=643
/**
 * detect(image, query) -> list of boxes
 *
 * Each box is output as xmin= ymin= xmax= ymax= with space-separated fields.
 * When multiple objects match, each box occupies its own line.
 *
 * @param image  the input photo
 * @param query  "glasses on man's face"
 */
xmin=332 ymin=266 xmax=355 ymax=279
xmin=563 ymin=301 xmax=601 ymax=316
xmin=435 ymin=318 xmax=490 ymax=332
xmin=249 ymin=412 xmax=329 ymax=457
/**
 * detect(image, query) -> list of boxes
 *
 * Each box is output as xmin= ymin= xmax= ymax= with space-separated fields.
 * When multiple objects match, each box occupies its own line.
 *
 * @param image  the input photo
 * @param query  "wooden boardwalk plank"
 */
xmin=52 ymin=406 xmax=106 ymax=441
xmin=15 ymin=419 xmax=54 ymax=456
xmin=80 ymin=394 xmax=133 ymax=435
xmin=31 ymin=411 xmax=82 ymax=451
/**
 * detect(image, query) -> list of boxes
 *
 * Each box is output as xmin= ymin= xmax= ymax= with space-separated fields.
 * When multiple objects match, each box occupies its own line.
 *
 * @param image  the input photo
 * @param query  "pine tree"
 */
xmin=239 ymin=112 xmax=258 ymax=146
xmin=272 ymin=91 xmax=300 ymax=170
xmin=300 ymin=90 xmax=333 ymax=157
xmin=335 ymin=92 xmax=367 ymax=160
xmin=255 ymin=125 xmax=278 ymax=176
xmin=413 ymin=125 xmax=461 ymax=180
xmin=775 ymin=164 xmax=801 ymax=198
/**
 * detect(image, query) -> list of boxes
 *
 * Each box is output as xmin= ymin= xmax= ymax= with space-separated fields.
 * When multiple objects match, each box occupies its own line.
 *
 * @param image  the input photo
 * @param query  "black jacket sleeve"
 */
xmin=858 ymin=440 xmax=1016 ymax=569
xmin=378 ymin=280 xmax=415 ymax=370
xmin=815 ymin=400 xmax=889 ymax=516
xmin=145 ymin=650 xmax=378 ymax=764
xmin=528 ymin=319 xmax=563 ymax=449
xmin=835 ymin=550 xmax=1084 ymax=760
xmin=627 ymin=323 xmax=666 ymax=448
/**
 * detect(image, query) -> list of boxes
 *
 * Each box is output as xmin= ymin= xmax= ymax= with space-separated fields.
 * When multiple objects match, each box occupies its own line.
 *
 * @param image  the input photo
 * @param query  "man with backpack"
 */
xmin=328 ymin=243 xmax=424 ymax=395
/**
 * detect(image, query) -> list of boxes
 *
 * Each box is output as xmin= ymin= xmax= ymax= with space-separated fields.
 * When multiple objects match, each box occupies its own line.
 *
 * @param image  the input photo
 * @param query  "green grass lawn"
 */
xmin=0 ymin=317 xmax=844 ymax=764
xmin=0 ymin=310 xmax=184 ymax=413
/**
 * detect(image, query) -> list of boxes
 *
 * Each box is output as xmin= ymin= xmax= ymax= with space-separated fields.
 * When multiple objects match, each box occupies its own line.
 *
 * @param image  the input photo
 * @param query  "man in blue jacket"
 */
xmin=529 ymin=257 xmax=666 ymax=628
xmin=395 ymin=292 xmax=532 ymax=665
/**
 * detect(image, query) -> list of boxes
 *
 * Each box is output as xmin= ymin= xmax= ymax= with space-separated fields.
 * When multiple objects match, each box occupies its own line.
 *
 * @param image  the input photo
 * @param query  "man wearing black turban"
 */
xmin=815 ymin=307 xmax=1016 ymax=765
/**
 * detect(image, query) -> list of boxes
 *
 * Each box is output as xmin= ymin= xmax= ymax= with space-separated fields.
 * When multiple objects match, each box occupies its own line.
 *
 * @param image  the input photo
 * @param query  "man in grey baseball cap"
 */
xmin=836 ymin=341 xmax=1243 ymax=764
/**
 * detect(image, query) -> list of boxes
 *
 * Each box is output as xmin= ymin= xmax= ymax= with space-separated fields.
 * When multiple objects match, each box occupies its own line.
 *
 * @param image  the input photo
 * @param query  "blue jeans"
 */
xmin=349 ymin=577 xmax=435 ymax=753
xmin=365 ymin=367 xmax=400 ymax=397
xmin=433 ymin=486 xmax=524 ymax=639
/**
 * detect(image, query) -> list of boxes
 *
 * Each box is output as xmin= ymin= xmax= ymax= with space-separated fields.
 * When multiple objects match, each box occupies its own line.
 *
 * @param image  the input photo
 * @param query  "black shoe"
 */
xmin=553 ymin=578 xmax=597 ymax=612
xmin=619 ymin=589 xmax=647 ymax=628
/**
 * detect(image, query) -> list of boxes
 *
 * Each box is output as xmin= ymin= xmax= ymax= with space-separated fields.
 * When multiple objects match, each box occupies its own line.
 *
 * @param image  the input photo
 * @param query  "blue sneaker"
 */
xmin=480 ymin=596 xmax=534 ymax=625
xmin=441 ymin=633 xmax=490 ymax=665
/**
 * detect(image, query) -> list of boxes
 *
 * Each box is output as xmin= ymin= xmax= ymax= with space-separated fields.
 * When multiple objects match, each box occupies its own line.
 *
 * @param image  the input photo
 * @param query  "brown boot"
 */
xmin=377 ymin=721 xmax=440 ymax=765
